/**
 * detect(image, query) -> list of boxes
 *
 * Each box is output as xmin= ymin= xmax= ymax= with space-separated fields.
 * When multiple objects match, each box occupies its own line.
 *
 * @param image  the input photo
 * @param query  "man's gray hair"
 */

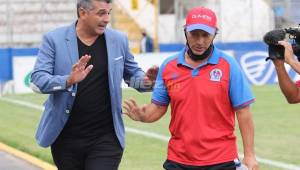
xmin=77 ymin=0 xmax=112 ymax=17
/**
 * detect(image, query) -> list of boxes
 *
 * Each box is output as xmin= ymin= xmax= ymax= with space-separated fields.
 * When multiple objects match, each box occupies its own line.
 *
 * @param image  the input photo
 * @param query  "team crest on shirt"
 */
xmin=210 ymin=68 xmax=222 ymax=82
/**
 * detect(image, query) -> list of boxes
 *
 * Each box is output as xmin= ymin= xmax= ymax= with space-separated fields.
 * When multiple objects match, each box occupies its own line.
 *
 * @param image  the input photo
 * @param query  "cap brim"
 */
xmin=186 ymin=24 xmax=216 ymax=35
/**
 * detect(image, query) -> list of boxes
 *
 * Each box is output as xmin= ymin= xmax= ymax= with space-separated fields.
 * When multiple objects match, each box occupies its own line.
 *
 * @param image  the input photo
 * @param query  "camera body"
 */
xmin=263 ymin=24 xmax=300 ymax=61
xmin=285 ymin=27 xmax=300 ymax=59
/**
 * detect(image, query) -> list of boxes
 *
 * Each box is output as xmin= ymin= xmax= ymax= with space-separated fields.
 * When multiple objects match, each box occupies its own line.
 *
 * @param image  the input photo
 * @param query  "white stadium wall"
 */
xmin=0 ymin=0 xmax=275 ymax=46
xmin=158 ymin=14 xmax=177 ymax=43
xmin=215 ymin=0 xmax=275 ymax=42
xmin=174 ymin=0 xmax=275 ymax=43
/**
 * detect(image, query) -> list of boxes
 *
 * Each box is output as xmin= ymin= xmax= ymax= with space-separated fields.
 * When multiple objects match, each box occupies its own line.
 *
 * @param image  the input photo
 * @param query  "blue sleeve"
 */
xmin=121 ymin=35 xmax=151 ymax=92
xmin=151 ymin=61 xmax=170 ymax=106
xmin=30 ymin=33 xmax=73 ymax=94
xmin=228 ymin=58 xmax=255 ymax=109
xmin=123 ymin=35 xmax=145 ymax=80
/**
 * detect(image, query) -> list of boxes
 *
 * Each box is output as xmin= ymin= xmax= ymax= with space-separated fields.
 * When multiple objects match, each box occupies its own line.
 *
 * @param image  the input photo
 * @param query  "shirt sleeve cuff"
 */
xmin=151 ymin=99 xmax=169 ymax=106
xmin=64 ymin=76 xmax=75 ymax=93
xmin=234 ymin=99 xmax=255 ymax=110
xmin=66 ymin=85 xmax=75 ymax=92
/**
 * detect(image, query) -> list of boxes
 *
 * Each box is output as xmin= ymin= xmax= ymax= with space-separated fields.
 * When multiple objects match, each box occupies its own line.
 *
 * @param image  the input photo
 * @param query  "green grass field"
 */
xmin=0 ymin=85 xmax=300 ymax=170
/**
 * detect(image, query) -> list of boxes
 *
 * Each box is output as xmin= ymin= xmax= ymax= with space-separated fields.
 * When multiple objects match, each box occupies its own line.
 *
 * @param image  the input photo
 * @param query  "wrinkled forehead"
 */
xmin=90 ymin=0 xmax=112 ymax=11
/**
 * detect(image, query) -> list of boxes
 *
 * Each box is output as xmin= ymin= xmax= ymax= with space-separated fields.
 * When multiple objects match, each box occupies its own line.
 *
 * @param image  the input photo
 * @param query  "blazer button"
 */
xmin=66 ymin=110 xmax=70 ymax=114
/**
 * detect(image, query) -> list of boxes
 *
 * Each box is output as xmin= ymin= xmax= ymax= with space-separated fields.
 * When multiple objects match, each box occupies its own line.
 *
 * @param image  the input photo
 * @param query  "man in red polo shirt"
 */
xmin=272 ymin=40 xmax=300 ymax=103
xmin=123 ymin=6 xmax=259 ymax=170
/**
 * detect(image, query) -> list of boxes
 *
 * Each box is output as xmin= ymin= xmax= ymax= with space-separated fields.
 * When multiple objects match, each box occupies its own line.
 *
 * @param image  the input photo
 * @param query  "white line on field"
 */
xmin=0 ymin=97 xmax=44 ymax=110
xmin=1 ymin=97 xmax=300 ymax=170
xmin=125 ymin=127 xmax=169 ymax=142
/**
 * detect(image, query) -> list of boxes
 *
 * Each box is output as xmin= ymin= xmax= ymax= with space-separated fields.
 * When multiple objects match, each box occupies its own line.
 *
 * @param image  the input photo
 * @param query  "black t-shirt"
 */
xmin=60 ymin=34 xmax=114 ymax=138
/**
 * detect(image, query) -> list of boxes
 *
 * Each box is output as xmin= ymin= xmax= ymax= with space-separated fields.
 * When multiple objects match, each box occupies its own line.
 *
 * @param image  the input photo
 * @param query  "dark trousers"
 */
xmin=51 ymin=132 xmax=123 ymax=170
xmin=163 ymin=160 xmax=237 ymax=170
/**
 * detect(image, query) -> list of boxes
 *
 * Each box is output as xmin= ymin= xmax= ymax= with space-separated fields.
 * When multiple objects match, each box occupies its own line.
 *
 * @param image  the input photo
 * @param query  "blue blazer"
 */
xmin=31 ymin=22 xmax=147 ymax=148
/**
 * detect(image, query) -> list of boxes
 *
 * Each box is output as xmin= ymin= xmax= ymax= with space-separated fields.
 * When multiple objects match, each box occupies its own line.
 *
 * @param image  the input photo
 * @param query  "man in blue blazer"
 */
xmin=30 ymin=0 xmax=158 ymax=169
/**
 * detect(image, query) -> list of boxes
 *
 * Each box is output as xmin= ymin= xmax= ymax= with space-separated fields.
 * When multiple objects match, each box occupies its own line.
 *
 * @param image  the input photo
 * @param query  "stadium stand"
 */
xmin=0 ymin=0 xmax=76 ymax=47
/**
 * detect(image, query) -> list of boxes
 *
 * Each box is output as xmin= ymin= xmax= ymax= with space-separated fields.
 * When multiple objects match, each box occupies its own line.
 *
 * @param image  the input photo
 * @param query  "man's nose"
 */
xmin=195 ymin=36 xmax=205 ymax=44
xmin=103 ymin=14 xmax=110 ymax=23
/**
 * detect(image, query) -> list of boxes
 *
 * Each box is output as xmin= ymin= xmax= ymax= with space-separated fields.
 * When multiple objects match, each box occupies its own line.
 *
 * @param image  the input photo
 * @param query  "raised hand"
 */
xmin=66 ymin=55 xmax=93 ymax=87
xmin=123 ymin=99 xmax=146 ymax=121
xmin=144 ymin=65 xmax=159 ymax=87
xmin=278 ymin=40 xmax=295 ymax=65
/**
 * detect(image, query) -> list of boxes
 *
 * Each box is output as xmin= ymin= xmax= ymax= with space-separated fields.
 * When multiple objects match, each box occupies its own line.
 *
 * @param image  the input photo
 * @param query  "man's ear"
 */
xmin=212 ymin=29 xmax=218 ymax=40
xmin=78 ymin=7 xmax=87 ymax=18
xmin=214 ymin=28 xmax=219 ymax=36
xmin=184 ymin=28 xmax=188 ymax=39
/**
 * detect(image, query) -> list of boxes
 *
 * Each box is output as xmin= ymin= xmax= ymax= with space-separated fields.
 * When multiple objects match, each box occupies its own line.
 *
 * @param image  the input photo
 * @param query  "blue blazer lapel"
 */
xmin=105 ymin=30 xmax=116 ymax=73
xmin=65 ymin=22 xmax=79 ymax=65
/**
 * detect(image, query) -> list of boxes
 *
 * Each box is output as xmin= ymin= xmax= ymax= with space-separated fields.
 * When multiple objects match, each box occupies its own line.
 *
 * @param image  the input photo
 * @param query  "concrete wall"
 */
xmin=174 ymin=0 xmax=275 ymax=43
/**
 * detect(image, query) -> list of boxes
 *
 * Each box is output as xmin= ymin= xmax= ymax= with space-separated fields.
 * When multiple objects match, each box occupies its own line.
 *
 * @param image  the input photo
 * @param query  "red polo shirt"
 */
xmin=152 ymin=47 xmax=255 ymax=166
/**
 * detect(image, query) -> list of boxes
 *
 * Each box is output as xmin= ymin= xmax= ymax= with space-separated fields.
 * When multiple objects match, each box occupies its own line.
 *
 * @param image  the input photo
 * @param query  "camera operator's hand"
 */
xmin=273 ymin=40 xmax=300 ymax=104
xmin=278 ymin=40 xmax=300 ymax=74
xmin=278 ymin=41 xmax=295 ymax=64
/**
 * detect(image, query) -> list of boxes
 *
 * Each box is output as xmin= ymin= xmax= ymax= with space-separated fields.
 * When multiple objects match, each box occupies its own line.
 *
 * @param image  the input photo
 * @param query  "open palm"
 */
xmin=67 ymin=55 xmax=93 ymax=87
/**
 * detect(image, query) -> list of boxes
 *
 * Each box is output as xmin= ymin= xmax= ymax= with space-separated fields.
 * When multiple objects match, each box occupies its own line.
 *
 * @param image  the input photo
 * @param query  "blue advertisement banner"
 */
xmin=216 ymin=41 xmax=299 ymax=85
xmin=160 ymin=41 xmax=299 ymax=85
xmin=1 ymin=42 xmax=299 ymax=85
xmin=0 ymin=48 xmax=38 ymax=82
